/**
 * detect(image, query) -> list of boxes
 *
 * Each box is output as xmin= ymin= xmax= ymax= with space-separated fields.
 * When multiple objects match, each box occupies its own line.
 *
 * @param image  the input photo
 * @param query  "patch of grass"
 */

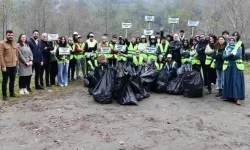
xmin=0 ymin=72 xmax=83 ymax=104
xmin=244 ymin=62 xmax=250 ymax=76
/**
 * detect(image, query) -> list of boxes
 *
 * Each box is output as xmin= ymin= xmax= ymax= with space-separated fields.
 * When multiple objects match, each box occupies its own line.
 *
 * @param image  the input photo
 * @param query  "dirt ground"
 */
xmin=0 ymin=77 xmax=249 ymax=150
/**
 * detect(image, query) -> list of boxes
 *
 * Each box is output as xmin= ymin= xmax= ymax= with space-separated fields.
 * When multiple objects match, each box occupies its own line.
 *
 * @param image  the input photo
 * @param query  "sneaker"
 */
xmin=3 ymin=96 xmax=8 ymax=101
xmin=59 ymin=84 xmax=64 ymax=87
xmin=23 ymin=88 xmax=30 ymax=95
xmin=19 ymin=89 xmax=25 ymax=95
xmin=64 ymin=84 xmax=68 ymax=87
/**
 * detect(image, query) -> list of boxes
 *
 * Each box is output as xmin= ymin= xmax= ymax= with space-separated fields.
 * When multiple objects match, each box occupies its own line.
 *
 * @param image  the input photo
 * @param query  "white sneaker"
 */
xmin=24 ymin=88 xmax=29 ymax=95
xmin=19 ymin=89 xmax=25 ymax=95
xmin=64 ymin=84 xmax=68 ymax=87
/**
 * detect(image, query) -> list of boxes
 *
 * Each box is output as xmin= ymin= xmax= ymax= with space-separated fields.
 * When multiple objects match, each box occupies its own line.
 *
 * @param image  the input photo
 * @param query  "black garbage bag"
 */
xmin=154 ymin=69 xmax=169 ymax=93
xmin=130 ymin=77 xmax=150 ymax=101
xmin=114 ymin=68 xmax=127 ymax=100
xmin=183 ymin=71 xmax=203 ymax=98
xmin=140 ymin=67 xmax=158 ymax=83
xmin=166 ymin=72 xmax=187 ymax=95
xmin=116 ymin=73 xmax=138 ymax=105
xmin=83 ymin=76 xmax=90 ymax=87
xmin=92 ymin=68 xmax=115 ymax=104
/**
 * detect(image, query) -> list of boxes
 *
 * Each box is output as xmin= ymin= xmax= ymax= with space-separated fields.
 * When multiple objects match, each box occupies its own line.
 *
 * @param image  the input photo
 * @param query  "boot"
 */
xmin=216 ymin=89 xmax=222 ymax=97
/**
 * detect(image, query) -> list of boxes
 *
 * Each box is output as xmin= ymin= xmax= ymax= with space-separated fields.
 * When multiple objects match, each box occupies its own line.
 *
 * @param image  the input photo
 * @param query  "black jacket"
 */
xmin=169 ymin=40 xmax=182 ymax=61
xmin=41 ymin=40 xmax=54 ymax=64
xmin=196 ymin=40 xmax=209 ymax=62
xmin=214 ymin=48 xmax=224 ymax=70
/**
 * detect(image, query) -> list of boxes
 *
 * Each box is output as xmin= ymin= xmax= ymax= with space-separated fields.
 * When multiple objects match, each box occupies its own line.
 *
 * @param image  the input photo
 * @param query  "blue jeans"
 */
xmin=216 ymin=69 xmax=224 ymax=89
xmin=58 ymin=63 xmax=69 ymax=86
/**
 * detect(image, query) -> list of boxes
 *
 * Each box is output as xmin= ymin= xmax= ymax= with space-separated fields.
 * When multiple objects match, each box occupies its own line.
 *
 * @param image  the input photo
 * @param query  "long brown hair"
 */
xmin=215 ymin=36 xmax=226 ymax=50
xmin=17 ymin=34 xmax=28 ymax=47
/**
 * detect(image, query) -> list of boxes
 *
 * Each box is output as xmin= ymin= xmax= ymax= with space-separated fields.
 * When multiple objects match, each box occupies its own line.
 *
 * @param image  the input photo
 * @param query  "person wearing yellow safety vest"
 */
xmin=87 ymin=54 xmax=98 ymax=71
xmin=147 ymin=35 xmax=158 ymax=62
xmin=67 ymin=37 xmax=76 ymax=81
xmin=120 ymin=50 xmax=145 ymax=70
xmin=56 ymin=36 xmax=70 ymax=87
xmin=116 ymin=38 xmax=128 ymax=68
xmin=98 ymin=36 xmax=111 ymax=60
xmin=154 ymin=55 xmax=165 ymax=71
xmin=157 ymin=36 xmax=169 ymax=60
xmin=108 ymin=35 xmax=118 ymax=67
xmin=205 ymin=35 xmax=217 ymax=94
xmin=74 ymin=35 xmax=85 ymax=80
xmin=138 ymin=35 xmax=148 ymax=60
xmin=190 ymin=38 xmax=201 ymax=72
xmin=232 ymin=32 xmax=245 ymax=61
xmin=179 ymin=39 xmax=192 ymax=75
xmin=125 ymin=37 xmax=138 ymax=57
xmin=211 ymin=36 xmax=226 ymax=97
xmin=165 ymin=54 xmax=178 ymax=81
xmin=84 ymin=33 xmax=98 ymax=72
xmin=222 ymin=37 xmax=245 ymax=105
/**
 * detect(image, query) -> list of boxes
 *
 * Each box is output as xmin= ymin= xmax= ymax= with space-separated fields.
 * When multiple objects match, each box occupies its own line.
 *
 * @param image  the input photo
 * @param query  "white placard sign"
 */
xmin=122 ymin=23 xmax=132 ymax=29
xmin=115 ymin=45 xmax=126 ymax=52
xmin=144 ymin=29 xmax=154 ymax=36
xmin=145 ymin=16 xmax=155 ymax=22
xmin=101 ymin=47 xmax=111 ymax=54
xmin=48 ymin=34 xmax=59 ymax=41
xmin=146 ymin=47 xmax=157 ymax=54
xmin=188 ymin=20 xmax=199 ymax=27
xmin=59 ymin=47 xmax=70 ymax=55
xmin=168 ymin=18 xmax=179 ymax=24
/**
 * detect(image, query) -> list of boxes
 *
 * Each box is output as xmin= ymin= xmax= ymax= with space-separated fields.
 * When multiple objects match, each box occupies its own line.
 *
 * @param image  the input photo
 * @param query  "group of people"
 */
xmin=0 ymin=29 xmax=246 ymax=105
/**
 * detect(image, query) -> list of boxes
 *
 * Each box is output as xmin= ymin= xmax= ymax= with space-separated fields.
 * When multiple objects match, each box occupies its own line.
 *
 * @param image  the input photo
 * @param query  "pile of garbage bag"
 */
xmin=85 ymin=65 xmax=204 ymax=105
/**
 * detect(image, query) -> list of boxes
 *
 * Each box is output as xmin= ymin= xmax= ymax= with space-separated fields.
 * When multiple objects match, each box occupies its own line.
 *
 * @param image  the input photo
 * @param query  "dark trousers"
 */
xmin=200 ymin=60 xmax=207 ymax=86
xmin=40 ymin=63 xmax=51 ymax=86
xmin=19 ymin=76 xmax=31 ymax=89
xmin=68 ymin=58 xmax=76 ymax=80
xmin=2 ymin=67 xmax=16 ymax=97
xmin=33 ymin=63 xmax=42 ymax=88
xmin=50 ymin=61 xmax=58 ymax=85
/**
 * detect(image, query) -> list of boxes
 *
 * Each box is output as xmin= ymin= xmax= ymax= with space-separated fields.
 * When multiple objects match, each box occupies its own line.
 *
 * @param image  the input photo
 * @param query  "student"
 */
xmin=165 ymin=54 xmax=178 ymax=81
xmin=205 ymin=35 xmax=217 ymax=94
xmin=147 ymin=35 xmax=158 ymax=62
xmin=179 ymin=39 xmax=192 ymax=74
xmin=197 ymin=34 xmax=209 ymax=86
xmin=125 ymin=37 xmax=138 ymax=57
xmin=222 ymin=37 xmax=245 ymax=105
xmin=138 ymin=35 xmax=148 ymax=60
xmin=190 ymin=38 xmax=201 ymax=72
xmin=212 ymin=36 xmax=226 ymax=97
xmin=155 ymin=55 xmax=165 ymax=71
xmin=74 ymin=35 xmax=85 ymax=80
xmin=40 ymin=33 xmax=54 ymax=87
xmin=108 ymin=35 xmax=118 ymax=67
xmin=179 ymin=30 xmax=186 ymax=44
xmin=87 ymin=54 xmax=98 ymax=71
xmin=17 ymin=34 xmax=33 ymax=95
xmin=157 ymin=36 xmax=169 ymax=60
xmin=169 ymin=34 xmax=182 ymax=67
xmin=116 ymin=38 xmax=128 ymax=68
xmin=0 ymin=30 xmax=19 ymax=101
xmin=67 ymin=37 xmax=76 ymax=81
xmin=28 ymin=30 xmax=44 ymax=90
xmin=56 ymin=36 xmax=70 ymax=87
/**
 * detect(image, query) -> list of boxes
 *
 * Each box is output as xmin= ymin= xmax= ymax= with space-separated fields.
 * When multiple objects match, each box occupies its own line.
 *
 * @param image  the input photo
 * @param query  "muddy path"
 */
xmin=0 ymin=79 xmax=250 ymax=150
